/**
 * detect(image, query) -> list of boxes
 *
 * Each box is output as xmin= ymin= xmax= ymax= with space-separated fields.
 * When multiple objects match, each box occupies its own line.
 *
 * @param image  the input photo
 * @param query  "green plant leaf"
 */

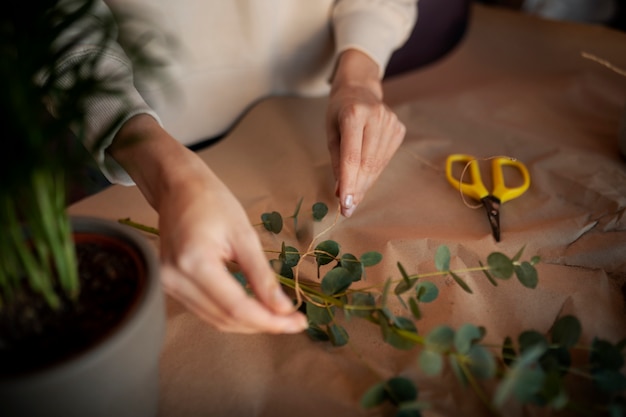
xmin=281 ymin=244 xmax=300 ymax=268
xmin=312 ymin=202 xmax=329 ymax=221
xmin=419 ymin=349 xmax=443 ymax=376
xmin=306 ymin=302 xmax=333 ymax=325
xmin=315 ymin=240 xmax=340 ymax=266
xmin=350 ymin=292 xmax=376 ymax=318
xmin=512 ymin=245 xmax=526 ymax=262
xmin=426 ymin=325 xmax=455 ymax=352
xmin=450 ymin=271 xmax=473 ymax=294
xmin=487 ymin=252 xmax=514 ymax=279
xmin=478 ymin=260 xmax=498 ymax=286
xmin=361 ymin=251 xmax=383 ymax=267
xmin=360 ymin=381 xmax=387 ymax=409
xmin=551 ymin=315 xmax=581 ymax=349
xmin=434 ymin=245 xmax=451 ymax=271
xmin=590 ymin=338 xmax=625 ymax=371
xmin=306 ymin=324 xmax=330 ymax=342
xmin=494 ymin=344 xmax=547 ymax=407
xmin=378 ymin=312 xmax=418 ymax=350
xmin=514 ymin=262 xmax=538 ymax=289
xmin=328 ymin=323 xmax=349 ymax=347
xmin=454 ymin=324 xmax=484 ymax=354
xmin=518 ymin=330 xmax=549 ymax=354
xmin=386 ymin=377 xmax=418 ymax=404
xmin=261 ymin=211 xmax=283 ymax=234
xmin=321 ymin=267 xmax=353 ymax=295
xmin=340 ymin=253 xmax=363 ymax=282
xmin=415 ymin=281 xmax=439 ymax=303
xmin=530 ymin=255 xmax=541 ymax=265
xmin=409 ymin=297 xmax=421 ymax=320
xmin=502 ymin=336 xmax=517 ymax=367
xmin=466 ymin=344 xmax=496 ymax=379
xmin=292 ymin=197 xmax=304 ymax=231
xmin=449 ymin=355 xmax=469 ymax=387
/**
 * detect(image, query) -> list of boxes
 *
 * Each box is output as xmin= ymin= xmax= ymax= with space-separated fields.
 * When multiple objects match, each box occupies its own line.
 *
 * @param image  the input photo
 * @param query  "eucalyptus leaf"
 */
xmin=306 ymin=324 xmax=330 ymax=342
xmin=328 ymin=323 xmax=349 ymax=347
xmin=502 ymin=336 xmax=517 ymax=367
xmin=514 ymin=262 xmax=538 ymax=289
xmin=494 ymin=344 xmax=547 ymax=407
xmin=512 ymin=245 xmax=526 ymax=262
xmin=518 ymin=331 xmax=549 ymax=355
xmin=454 ymin=324 xmax=484 ymax=354
xmin=261 ymin=211 xmax=283 ymax=234
xmin=487 ymin=252 xmax=514 ymax=279
xmin=590 ymin=338 xmax=625 ymax=371
xmin=306 ymin=302 xmax=333 ymax=325
xmin=361 ymin=251 xmax=383 ymax=267
xmin=321 ymin=267 xmax=353 ymax=295
xmin=434 ymin=245 xmax=451 ymax=271
xmin=281 ymin=245 xmax=300 ymax=268
xmin=450 ymin=272 xmax=473 ymax=294
xmin=415 ymin=281 xmax=439 ymax=303
xmin=551 ymin=315 xmax=581 ymax=349
xmin=341 ymin=253 xmax=363 ymax=282
xmin=315 ymin=240 xmax=340 ymax=266
xmin=409 ymin=297 xmax=421 ymax=320
xmin=425 ymin=325 xmax=455 ymax=353
xmin=386 ymin=377 xmax=418 ymax=404
xmin=312 ymin=202 xmax=329 ymax=221
xmin=378 ymin=313 xmax=417 ymax=350
xmin=395 ymin=277 xmax=417 ymax=295
xmin=478 ymin=260 xmax=498 ymax=286
xmin=466 ymin=345 xmax=496 ymax=379
xmin=419 ymin=349 xmax=443 ymax=376
xmin=449 ymin=355 xmax=469 ymax=387
xmin=350 ymin=292 xmax=376 ymax=318
xmin=360 ymin=382 xmax=387 ymax=409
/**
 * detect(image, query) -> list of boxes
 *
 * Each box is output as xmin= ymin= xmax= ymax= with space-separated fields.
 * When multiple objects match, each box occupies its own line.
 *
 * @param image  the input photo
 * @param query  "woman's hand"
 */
xmin=109 ymin=115 xmax=308 ymax=333
xmin=326 ymin=49 xmax=406 ymax=217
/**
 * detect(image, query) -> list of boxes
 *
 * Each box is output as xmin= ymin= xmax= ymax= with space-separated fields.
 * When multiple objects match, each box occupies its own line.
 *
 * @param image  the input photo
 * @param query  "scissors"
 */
xmin=445 ymin=154 xmax=530 ymax=242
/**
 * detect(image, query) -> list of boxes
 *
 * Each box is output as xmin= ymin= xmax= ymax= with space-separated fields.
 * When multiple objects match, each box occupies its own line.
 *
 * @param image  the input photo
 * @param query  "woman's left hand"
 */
xmin=326 ymin=49 xmax=406 ymax=217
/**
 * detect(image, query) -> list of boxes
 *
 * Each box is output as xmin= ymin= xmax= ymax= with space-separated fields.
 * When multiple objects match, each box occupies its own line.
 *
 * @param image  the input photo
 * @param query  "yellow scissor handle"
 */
xmin=445 ymin=154 xmax=489 ymax=201
xmin=491 ymin=157 xmax=531 ymax=203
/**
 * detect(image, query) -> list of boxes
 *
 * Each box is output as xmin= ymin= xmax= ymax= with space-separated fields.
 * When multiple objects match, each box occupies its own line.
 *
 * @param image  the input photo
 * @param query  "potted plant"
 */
xmin=0 ymin=1 xmax=167 ymax=416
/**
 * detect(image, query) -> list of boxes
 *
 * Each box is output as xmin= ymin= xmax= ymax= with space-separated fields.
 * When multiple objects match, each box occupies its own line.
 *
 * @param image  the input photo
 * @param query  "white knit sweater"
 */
xmin=63 ymin=0 xmax=418 ymax=184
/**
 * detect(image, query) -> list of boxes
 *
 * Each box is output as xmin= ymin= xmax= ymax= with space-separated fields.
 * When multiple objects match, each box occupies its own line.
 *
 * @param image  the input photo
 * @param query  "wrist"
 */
xmin=331 ymin=49 xmax=383 ymax=99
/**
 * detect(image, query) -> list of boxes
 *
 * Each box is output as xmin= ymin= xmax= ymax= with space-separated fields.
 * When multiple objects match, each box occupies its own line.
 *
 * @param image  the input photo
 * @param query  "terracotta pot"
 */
xmin=0 ymin=216 xmax=164 ymax=417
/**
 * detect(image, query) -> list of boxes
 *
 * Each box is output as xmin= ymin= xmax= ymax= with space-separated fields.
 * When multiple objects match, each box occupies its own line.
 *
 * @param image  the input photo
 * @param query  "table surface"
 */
xmin=69 ymin=4 xmax=626 ymax=417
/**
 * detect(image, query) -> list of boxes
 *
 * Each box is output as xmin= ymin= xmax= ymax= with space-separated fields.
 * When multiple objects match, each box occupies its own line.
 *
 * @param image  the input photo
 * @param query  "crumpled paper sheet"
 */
xmin=69 ymin=4 xmax=626 ymax=417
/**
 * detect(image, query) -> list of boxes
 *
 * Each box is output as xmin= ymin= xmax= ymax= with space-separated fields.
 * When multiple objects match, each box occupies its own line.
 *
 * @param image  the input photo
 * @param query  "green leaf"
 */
xmin=551 ymin=315 xmax=581 ymax=349
xmin=315 ymin=240 xmax=340 ymax=266
xmin=530 ymin=255 xmax=541 ymax=265
xmin=261 ymin=211 xmax=283 ymax=233
xmin=292 ymin=197 xmax=304 ymax=231
xmin=360 ymin=382 xmax=387 ymax=409
xmin=514 ymin=262 xmax=538 ymax=289
xmin=395 ymin=277 xmax=417 ymax=295
xmin=434 ymin=245 xmax=451 ymax=271
xmin=590 ymin=338 xmax=625 ymax=371
xmin=487 ymin=252 xmax=514 ymax=279
xmin=449 ymin=355 xmax=468 ymax=387
xmin=321 ymin=267 xmax=353 ymax=295
xmin=518 ymin=330 xmax=549 ymax=354
xmin=340 ymin=253 xmax=363 ymax=282
xmin=512 ymin=245 xmax=526 ymax=262
xmin=328 ymin=323 xmax=349 ymax=347
xmin=312 ymin=202 xmax=329 ymax=221
xmin=450 ymin=271 xmax=473 ymax=294
xmin=478 ymin=260 xmax=498 ymax=286
xmin=426 ymin=325 xmax=455 ymax=352
xmin=306 ymin=324 xmax=330 ymax=341
xmin=502 ymin=336 xmax=517 ymax=367
xmin=466 ymin=345 xmax=496 ymax=379
xmin=360 ymin=251 xmax=383 ymax=267
xmin=454 ymin=324 xmax=484 ymax=354
xmin=409 ymin=297 xmax=421 ymax=320
xmin=494 ymin=344 xmax=547 ymax=407
xmin=350 ymin=292 xmax=376 ymax=318
xmin=281 ymin=245 xmax=300 ymax=268
xmin=415 ymin=281 xmax=439 ymax=303
xmin=593 ymin=369 xmax=626 ymax=393
xmin=386 ymin=377 xmax=418 ymax=404
xmin=419 ymin=350 xmax=443 ymax=376
xmin=378 ymin=312 xmax=418 ymax=350
xmin=306 ymin=302 xmax=333 ymax=325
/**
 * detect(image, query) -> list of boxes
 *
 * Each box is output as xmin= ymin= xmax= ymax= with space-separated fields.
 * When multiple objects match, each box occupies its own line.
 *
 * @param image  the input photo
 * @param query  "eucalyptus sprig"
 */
xmin=119 ymin=199 xmax=626 ymax=417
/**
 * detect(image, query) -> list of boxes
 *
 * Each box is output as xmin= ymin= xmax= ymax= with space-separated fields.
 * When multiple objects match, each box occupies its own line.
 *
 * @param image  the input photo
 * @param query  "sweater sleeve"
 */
xmin=331 ymin=0 xmax=418 ymax=78
xmin=51 ymin=0 xmax=161 ymax=185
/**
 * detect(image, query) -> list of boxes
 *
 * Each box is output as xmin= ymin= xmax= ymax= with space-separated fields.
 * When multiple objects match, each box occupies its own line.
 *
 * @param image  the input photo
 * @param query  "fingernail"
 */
xmin=343 ymin=194 xmax=354 ymax=209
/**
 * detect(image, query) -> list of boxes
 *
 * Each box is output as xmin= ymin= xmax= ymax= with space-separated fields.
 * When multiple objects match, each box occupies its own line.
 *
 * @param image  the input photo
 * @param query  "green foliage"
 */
xmin=0 ymin=0 xmax=170 ymax=310
xmin=237 ymin=201 xmax=625 ymax=415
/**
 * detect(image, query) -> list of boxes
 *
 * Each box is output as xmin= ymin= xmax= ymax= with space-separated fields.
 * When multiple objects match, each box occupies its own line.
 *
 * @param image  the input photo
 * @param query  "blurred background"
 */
xmin=475 ymin=0 xmax=626 ymax=32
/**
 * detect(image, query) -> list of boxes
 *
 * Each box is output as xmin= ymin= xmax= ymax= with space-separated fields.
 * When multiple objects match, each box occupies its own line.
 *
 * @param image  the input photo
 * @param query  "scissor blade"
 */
xmin=481 ymin=196 xmax=501 ymax=242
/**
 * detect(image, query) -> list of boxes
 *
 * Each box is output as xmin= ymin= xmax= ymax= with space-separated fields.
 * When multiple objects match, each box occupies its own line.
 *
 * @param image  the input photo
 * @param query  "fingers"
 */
xmin=161 ymin=245 xmax=307 ymax=334
xmin=330 ymin=100 xmax=406 ymax=217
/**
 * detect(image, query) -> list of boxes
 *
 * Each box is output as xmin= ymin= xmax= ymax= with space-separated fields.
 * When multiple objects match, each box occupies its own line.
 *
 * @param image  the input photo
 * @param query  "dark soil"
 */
xmin=0 ymin=235 xmax=143 ymax=376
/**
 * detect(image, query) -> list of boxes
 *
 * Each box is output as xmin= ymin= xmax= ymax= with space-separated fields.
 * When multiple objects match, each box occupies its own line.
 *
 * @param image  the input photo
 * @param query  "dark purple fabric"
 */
xmin=385 ymin=0 xmax=471 ymax=78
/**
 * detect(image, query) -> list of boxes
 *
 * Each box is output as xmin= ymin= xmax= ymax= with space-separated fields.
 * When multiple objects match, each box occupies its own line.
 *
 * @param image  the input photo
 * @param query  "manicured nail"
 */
xmin=343 ymin=194 xmax=354 ymax=209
